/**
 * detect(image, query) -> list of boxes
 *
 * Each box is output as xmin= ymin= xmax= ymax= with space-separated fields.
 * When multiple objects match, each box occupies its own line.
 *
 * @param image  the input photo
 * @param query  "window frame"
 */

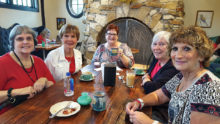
xmin=66 ymin=0 xmax=84 ymax=18
xmin=0 ymin=0 xmax=39 ymax=12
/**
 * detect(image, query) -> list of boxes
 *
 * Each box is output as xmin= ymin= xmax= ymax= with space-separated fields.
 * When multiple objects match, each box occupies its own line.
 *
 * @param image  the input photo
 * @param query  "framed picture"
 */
xmin=195 ymin=10 xmax=214 ymax=28
xmin=57 ymin=18 xmax=66 ymax=30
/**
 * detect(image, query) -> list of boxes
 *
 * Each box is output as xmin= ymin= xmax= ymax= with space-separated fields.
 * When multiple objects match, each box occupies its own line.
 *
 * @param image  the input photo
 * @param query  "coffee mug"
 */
xmin=110 ymin=48 xmax=118 ymax=56
xmin=91 ymin=91 xmax=106 ymax=111
xmin=94 ymin=62 xmax=101 ymax=68
xmin=81 ymin=72 xmax=93 ymax=80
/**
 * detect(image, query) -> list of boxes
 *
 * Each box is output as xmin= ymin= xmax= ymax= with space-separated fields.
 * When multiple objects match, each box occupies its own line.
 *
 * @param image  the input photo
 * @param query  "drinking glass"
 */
xmin=126 ymin=70 xmax=135 ymax=88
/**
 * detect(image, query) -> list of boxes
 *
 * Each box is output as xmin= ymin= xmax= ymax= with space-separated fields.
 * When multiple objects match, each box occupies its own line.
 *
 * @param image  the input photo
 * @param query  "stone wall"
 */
xmin=82 ymin=0 xmax=184 ymax=62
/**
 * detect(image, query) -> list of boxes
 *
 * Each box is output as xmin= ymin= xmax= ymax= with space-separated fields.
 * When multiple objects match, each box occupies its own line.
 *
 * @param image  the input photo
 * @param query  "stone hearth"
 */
xmin=81 ymin=0 xmax=184 ymax=63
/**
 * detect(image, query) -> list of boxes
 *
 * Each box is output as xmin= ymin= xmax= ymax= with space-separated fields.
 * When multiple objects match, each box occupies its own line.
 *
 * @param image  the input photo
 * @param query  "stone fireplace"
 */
xmin=82 ymin=0 xmax=184 ymax=64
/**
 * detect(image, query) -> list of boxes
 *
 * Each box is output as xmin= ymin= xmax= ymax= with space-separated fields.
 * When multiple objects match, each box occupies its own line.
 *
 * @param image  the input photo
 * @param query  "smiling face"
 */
xmin=171 ymin=43 xmax=203 ymax=72
xmin=105 ymin=29 xmax=118 ymax=45
xmin=62 ymin=32 xmax=78 ymax=49
xmin=151 ymin=37 xmax=169 ymax=61
xmin=14 ymin=33 xmax=35 ymax=55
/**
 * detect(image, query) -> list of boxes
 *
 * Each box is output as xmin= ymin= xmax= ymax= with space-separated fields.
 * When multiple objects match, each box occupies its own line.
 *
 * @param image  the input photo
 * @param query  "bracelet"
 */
xmin=7 ymin=88 xmax=13 ymax=98
xmin=136 ymin=98 xmax=144 ymax=109
xmin=135 ymin=100 xmax=141 ymax=109
xmin=7 ymin=88 xmax=16 ymax=104
xmin=152 ymin=120 xmax=159 ymax=124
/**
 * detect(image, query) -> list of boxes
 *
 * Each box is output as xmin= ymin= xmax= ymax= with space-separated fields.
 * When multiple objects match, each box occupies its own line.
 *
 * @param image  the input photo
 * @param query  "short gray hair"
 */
xmin=152 ymin=31 xmax=171 ymax=44
xmin=40 ymin=28 xmax=50 ymax=37
xmin=9 ymin=25 xmax=37 ymax=50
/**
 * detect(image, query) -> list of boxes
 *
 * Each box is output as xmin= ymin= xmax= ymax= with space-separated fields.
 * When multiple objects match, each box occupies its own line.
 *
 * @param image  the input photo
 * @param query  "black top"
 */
xmin=143 ymin=58 xmax=179 ymax=94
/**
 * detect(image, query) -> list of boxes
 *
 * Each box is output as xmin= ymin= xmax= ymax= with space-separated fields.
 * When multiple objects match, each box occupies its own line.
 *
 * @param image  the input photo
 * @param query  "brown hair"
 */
xmin=59 ymin=24 xmax=80 ymax=40
xmin=169 ymin=26 xmax=214 ymax=67
xmin=106 ymin=24 xmax=119 ymax=35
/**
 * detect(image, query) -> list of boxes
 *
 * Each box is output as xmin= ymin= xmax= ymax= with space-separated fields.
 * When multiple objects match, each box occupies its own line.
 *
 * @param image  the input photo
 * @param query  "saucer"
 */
xmin=135 ymin=71 xmax=145 ymax=76
xmin=79 ymin=75 xmax=94 ymax=81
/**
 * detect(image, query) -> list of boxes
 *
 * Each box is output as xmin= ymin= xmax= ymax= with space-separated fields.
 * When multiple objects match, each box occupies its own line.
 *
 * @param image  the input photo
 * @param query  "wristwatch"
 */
xmin=7 ymin=88 xmax=16 ymax=103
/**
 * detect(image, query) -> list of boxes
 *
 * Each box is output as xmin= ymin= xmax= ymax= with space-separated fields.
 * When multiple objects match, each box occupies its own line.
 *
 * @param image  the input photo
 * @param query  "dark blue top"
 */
xmin=143 ymin=58 xmax=179 ymax=94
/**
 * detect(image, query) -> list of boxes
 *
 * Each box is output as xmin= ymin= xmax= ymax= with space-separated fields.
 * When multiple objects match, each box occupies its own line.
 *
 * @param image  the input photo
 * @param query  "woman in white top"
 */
xmin=45 ymin=24 xmax=82 ymax=82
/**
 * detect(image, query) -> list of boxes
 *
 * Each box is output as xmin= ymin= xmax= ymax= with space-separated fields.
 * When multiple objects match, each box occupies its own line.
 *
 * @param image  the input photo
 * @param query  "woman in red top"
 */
xmin=0 ymin=25 xmax=55 ymax=115
xmin=36 ymin=28 xmax=50 ymax=44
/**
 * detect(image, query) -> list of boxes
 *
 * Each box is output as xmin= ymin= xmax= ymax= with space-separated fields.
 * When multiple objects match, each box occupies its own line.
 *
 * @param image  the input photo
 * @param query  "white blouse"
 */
xmin=45 ymin=45 xmax=82 ymax=82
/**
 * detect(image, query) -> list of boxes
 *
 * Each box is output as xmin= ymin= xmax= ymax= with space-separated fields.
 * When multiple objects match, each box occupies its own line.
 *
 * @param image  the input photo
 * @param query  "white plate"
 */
xmin=49 ymin=101 xmax=81 ymax=117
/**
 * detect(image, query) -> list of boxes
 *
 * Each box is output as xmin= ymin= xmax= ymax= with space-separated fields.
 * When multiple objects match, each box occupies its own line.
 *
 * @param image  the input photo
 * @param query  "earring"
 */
xmin=200 ymin=61 xmax=203 ymax=68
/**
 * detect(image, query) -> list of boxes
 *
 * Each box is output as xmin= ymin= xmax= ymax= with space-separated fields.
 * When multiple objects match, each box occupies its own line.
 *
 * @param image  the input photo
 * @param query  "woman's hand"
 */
xmin=117 ymin=48 xmax=131 ymax=68
xmin=117 ymin=48 xmax=124 ymax=58
xmin=33 ymin=77 xmax=47 ymax=93
xmin=45 ymin=81 xmax=54 ymax=88
xmin=129 ymin=111 xmax=154 ymax=124
xmin=14 ymin=86 xmax=36 ymax=99
xmin=141 ymin=73 xmax=151 ymax=86
xmin=126 ymin=101 xmax=140 ymax=115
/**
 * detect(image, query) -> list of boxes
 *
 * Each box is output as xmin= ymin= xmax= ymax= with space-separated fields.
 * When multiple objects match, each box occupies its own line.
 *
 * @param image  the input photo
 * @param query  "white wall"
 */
xmin=0 ymin=1 xmax=42 ymax=28
xmin=184 ymin=0 xmax=220 ymax=37
xmin=44 ymin=0 xmax=86 ymax=43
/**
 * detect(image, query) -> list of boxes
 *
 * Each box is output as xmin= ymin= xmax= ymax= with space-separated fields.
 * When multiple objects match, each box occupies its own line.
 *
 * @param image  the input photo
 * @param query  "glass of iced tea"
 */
xmin=126 ymin=70 xmax=135 ymax=88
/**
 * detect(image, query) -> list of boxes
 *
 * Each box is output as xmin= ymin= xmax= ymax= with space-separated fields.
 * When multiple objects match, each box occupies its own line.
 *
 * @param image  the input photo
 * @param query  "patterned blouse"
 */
xmin=161 ymin=70 xmax=220 ymax=124
xmin=91 ymin=43 xmax=134 ymax=68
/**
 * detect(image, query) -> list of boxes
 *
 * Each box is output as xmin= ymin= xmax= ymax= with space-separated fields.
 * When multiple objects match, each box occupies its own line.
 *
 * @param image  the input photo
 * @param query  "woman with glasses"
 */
xmin=0 ymin=25 xmax=55 ymax=115
xmin=91 ymin=24 xmax=134 ymax=68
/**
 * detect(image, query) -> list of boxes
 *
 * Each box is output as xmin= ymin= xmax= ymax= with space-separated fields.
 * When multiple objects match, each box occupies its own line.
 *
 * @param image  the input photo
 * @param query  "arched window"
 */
xmin=66 ymin=0 xmax=84 ymax=18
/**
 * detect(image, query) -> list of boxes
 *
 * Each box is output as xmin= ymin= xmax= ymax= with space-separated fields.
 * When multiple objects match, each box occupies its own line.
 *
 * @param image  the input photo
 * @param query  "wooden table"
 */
xmin=0 ymin=65 xmax=151 ymax=124
xmin=35 ymin=44 xmax=61 ymax=59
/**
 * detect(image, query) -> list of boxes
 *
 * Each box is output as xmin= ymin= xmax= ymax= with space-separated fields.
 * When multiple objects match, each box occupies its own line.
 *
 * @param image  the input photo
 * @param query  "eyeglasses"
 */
xmin=15 ymin=36 xmax=33 ymax=42
xmin=106 ymin=33 xmax=117 ymax=36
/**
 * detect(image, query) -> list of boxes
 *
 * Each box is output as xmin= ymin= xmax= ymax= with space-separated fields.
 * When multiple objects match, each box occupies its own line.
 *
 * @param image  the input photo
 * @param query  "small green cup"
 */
xmin=135 ymin=69 xmax=144 ymax=75
xmin=42 ymin=41 xmax=45 ymax=47
xmin=77 ymin=92 xmax=92 ymax=106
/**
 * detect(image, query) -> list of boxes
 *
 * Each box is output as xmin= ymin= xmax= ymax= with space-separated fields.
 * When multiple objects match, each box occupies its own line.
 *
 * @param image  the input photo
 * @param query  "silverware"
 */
xmin=49 ymin=102 xmax=72 ymax=119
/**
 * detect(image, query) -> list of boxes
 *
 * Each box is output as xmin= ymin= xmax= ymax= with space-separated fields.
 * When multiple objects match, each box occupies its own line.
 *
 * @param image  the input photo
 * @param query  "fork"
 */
xmin=49 ymin=102 xmax=72 ymax=119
